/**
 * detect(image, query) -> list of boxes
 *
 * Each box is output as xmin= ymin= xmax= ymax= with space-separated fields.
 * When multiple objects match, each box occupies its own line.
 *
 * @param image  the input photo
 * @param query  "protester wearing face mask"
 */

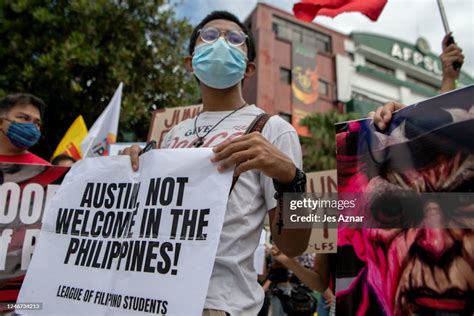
xmin=122 ymin=11 xmax=311 ymax=316
xmin=0 ymin=93 xmax=48 ymax=165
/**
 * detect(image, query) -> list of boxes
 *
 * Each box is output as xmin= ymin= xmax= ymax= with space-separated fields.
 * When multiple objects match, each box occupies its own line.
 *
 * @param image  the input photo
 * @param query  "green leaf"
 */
xmin=0 ymin=0 xmax=198 ymax=158
xmin=300 ymin=110 xmax=361 ymax=172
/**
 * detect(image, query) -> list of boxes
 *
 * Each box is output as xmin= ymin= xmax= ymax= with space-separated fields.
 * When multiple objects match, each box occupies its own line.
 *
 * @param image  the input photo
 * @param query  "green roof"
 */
xmin=352 ymin=32 xmax=473 ymax=85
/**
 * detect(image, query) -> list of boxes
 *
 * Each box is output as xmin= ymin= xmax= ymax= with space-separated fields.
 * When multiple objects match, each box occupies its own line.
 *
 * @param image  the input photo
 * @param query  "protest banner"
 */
xmin=18 ymin=149 xmax=233 ymax=315
xmin=335 ymin=86 xmax=473 ymax=315
xmin=147 ymin=104 xmax=202 ymax=148
xmin=304 ymin=170 xmax=337 ymax=254
xmin=0 ymin=164 xmax=68 ymax=313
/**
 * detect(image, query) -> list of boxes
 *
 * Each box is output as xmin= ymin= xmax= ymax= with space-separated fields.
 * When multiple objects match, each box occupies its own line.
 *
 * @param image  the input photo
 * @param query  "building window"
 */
xmin=280 ymin=68 xmax=292 ymax=84
xmin=319 ymin=80 xmax=329 ymax=96
xmin=406 ymin=75 xmax=438 ymax=91
xmin=272 ymin=22 xmax=278 ymax=33
xmin=272 ymin=16 xmax=332 ymax=53
xmin=351 ymin=92 xmax=384 ymax=108
xmin=279 ymin=112 xmax=292 ymax=123
xmin=365 ymin=59 xmax=395 ymax=76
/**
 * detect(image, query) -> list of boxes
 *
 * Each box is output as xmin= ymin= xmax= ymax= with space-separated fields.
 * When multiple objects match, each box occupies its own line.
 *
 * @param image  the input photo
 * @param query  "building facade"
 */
xmin=243 ymin=3 xmax=347 ymax=135
xmin=243 ymin=3 xmax=473 ymax=127
xmin=338 ymin=33 xmax=474 ymax=114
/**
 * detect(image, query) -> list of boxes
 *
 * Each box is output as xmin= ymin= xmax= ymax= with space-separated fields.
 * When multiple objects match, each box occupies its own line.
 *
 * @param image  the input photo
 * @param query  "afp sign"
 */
xmin=390 ymin=41 xmax=442 ymax=75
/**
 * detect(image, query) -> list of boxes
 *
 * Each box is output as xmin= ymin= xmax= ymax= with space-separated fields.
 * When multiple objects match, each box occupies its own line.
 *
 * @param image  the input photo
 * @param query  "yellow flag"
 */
xmin=52 ymin=115 xmax=88 ymax=160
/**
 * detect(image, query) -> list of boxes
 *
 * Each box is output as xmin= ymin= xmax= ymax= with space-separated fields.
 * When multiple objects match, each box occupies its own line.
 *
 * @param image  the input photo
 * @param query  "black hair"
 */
xmin=189 ymin=11 xmax=256 ymax=62
xmin=0 ymin=93 xmax=46 ymax=117
xmin=51 ymin=154 xmax=76 ymax=166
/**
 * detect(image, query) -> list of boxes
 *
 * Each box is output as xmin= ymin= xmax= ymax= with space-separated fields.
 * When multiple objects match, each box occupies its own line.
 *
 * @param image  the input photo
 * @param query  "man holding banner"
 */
xmin=123 ymin=11 xmax=311 ymax=316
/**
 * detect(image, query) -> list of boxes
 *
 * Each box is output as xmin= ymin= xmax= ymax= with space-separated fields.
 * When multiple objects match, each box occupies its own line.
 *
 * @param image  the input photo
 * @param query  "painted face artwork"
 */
xmin=335 ymin=88 xmax=474 ymax=316
xmin=359 ymin=154 xmax=473 ymax=316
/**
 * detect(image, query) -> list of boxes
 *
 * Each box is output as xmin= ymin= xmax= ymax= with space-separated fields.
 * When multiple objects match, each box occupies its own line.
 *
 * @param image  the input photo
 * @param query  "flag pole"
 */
xmin=436 ymin=0 xmax=461 ymax=70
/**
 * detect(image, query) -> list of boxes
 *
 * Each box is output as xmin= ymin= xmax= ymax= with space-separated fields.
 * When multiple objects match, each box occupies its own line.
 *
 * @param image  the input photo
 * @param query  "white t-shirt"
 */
xmin=161 ymin=104 xmax=302 ymax=315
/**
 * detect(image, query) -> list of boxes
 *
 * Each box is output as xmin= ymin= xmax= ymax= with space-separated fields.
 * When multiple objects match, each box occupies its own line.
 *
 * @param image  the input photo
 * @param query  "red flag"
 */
xmin=293 ymin=0 xmax=387 ymax=22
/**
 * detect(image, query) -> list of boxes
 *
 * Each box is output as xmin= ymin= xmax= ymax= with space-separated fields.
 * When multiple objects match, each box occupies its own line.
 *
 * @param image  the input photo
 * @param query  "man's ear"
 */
xmin=184 ymin=56 xmax=193 ymax=73
xmin=244 ymin=62 xmax=256 ymax=78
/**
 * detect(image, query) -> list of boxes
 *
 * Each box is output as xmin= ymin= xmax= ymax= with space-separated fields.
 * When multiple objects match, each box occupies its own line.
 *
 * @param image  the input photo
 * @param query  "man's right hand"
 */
xmin=440 ymin=32 xmax=464 ymax=93
xmin=322 ymin=288 xmax=335 ymax=308
xmin=120 ymin=145 xmax=142 ymax=171
xmin=441 ymin=32 xmax=464 ymax=80
xmin=368 ymin=101 xmax=405 ymax=130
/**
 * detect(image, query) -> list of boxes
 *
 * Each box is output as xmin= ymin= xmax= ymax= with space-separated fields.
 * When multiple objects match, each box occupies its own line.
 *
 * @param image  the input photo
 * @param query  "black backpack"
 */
xmin=274 ymin=284 xmax=316 ymax=316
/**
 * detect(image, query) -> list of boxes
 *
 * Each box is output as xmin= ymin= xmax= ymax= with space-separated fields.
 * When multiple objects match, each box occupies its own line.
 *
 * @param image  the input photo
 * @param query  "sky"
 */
xmin=174 ymin=0 xmax=474 ymax=77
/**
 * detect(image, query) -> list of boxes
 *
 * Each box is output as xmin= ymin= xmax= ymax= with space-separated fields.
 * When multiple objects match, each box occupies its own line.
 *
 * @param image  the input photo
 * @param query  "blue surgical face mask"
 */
xmin=3 ymin=119 xmax=41 ymax=149
xmin=192 ymin=37 xmax=247 ymax=89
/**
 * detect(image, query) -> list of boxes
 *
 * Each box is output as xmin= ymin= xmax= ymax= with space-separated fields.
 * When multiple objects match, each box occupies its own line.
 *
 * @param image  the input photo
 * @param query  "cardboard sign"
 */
xmin=305 ymin=170 xmax=337 ymax=254
xmin=18 ymin=149 xmax=233 ymax=315
xmin=147 ymin=105 xmax=202 ymax=148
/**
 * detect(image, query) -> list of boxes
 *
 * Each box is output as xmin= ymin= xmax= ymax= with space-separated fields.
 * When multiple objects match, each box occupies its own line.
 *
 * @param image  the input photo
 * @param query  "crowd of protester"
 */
xmin=0 ymin=8 xmax=466 ymax=316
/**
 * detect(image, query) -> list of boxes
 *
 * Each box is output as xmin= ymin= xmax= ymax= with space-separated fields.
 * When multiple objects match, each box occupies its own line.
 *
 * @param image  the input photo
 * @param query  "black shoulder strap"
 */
xmin=229 ymin=113 xmax=271 ymax=194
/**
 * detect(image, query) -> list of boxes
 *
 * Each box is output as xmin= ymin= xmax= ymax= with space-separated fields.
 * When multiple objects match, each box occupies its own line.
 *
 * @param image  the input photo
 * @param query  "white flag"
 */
xmin=81 ymin=82 xmax=123 ymax=157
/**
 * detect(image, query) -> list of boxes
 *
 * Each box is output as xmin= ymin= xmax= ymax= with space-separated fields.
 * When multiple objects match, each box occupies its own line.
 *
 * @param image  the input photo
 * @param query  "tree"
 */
xmin=300 ymin=110 xmax=360 ymax=172
xmin=0 ymin=0 xmax=199 ymax=158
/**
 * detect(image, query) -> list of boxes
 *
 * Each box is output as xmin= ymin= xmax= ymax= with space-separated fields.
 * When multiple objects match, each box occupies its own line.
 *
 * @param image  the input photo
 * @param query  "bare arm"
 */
xmin=262 ymin=279 xmax=272 ymax=291
xmin=269 ymin=207 xmax=311 ymax=257
xmin=272 ymin=246 xmax=329 ymax=292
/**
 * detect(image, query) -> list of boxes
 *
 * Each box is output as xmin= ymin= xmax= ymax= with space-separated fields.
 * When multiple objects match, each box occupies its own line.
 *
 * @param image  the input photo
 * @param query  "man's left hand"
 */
xmin=271 ymin=245 xmax=290 ymax=265
xmin=211 ymin=132 xmax=296 ymax=183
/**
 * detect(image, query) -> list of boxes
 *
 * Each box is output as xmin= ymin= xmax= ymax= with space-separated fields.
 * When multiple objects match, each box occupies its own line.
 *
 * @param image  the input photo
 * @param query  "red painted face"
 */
xmin=346 ymin=153 xmax=474 ymax=316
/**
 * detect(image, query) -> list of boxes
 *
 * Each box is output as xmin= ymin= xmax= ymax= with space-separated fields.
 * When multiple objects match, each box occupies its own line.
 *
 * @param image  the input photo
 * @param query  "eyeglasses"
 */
xmin=198 ymin=27 xmax=248 ymax=47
